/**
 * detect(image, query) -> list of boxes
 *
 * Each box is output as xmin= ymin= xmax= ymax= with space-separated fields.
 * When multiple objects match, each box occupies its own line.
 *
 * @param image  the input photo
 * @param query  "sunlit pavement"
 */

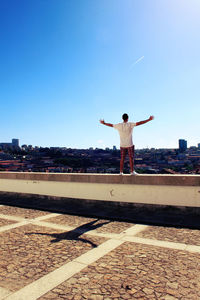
xmin=0 ymin=204 xmax=200 ymax=300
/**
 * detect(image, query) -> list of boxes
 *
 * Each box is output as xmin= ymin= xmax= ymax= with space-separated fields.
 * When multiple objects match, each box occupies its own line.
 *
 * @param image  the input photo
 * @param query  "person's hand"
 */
xmin=149 ymin=116 xmax=154 ymax=121
xmin=100 ymin=119 xmax=105 ymax=124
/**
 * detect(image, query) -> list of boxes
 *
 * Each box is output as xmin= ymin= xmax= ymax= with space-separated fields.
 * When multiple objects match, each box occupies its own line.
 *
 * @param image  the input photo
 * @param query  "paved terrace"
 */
xmin=0 ymin=173 xmax=200 ymax=299
xmin=0 ymin=204 xmax=200 ymax=300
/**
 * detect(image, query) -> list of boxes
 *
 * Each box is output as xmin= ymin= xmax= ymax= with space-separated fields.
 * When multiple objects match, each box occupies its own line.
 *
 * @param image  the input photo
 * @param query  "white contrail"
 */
xmin=130 ymin=56 xmax=144 ymax=69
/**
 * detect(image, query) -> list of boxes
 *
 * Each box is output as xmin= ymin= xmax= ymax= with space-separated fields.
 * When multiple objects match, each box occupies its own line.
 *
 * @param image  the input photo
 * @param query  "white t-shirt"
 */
xmin=113 ymin=122 xmax=136 ymax=147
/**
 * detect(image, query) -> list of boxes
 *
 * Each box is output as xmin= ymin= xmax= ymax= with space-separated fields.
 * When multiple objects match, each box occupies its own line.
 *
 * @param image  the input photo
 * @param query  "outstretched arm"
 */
xmin=136 ymin=115 xmax=154 ymax=126
xmin=99 ymin=119 xmax=113 ymax=127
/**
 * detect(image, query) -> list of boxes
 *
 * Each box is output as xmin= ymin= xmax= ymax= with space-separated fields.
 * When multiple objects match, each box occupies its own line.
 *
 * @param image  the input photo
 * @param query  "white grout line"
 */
xmin=0 ymin=287 xmax=11 ymax=299
xmin=85 ymin=231 xmax=120 ymax=239
xmin=125 ymin=236 xmax=200 ymax=253
xmin=4 ymin=239 xmax=124 ymax=300
xmin=0 ymin=211 xmax=60 ymax=223
xmin=31 ymin=220 xmax=75 ymax=232
xmin=122 ymin=224 xmax=148 ymax=235
xmin=0 ymin=212 xmax=61 ymax=233
xmin=32 ymin=213 xmax=61 ymax=221
xmin=0 ymin=221 xmax=29 ymax=233
xmin=123 ymin=236 xmax=188 ymax=251
xmin=0 ymin=214 xmax=24 ymax=222
xmin=75 ymin=239 xmax=123 ymax=265
xmin=82 ymin=224 xmax=148 ymax=239
xmin=114 ymin=224 xmax=148 ymax=240
xmin=0 ymin=212 xmax=61 ymax=232
xmin=185 ymin=244 xmax=200 ymax=253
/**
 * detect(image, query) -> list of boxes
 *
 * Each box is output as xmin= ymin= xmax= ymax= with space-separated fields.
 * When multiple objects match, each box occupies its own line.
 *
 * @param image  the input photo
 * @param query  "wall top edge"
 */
xmin=0 ymin=172 xmax=199 ymax=186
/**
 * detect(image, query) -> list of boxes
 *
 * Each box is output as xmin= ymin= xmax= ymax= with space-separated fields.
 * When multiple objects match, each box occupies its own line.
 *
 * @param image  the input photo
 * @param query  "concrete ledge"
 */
xmin=0 ymin=172 xmax=200 ymax=186
xmin=0 ymin=172 xmax=200 ymax=208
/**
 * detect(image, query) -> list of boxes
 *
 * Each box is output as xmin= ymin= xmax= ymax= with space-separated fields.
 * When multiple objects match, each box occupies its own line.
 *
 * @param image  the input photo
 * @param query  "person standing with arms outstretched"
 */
xmin=100 ymin=114 xmax=154 ymax=175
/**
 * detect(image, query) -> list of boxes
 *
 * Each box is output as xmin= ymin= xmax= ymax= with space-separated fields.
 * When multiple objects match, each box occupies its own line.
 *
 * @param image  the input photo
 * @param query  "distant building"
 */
xmin=179 ymin=139 xmax=187 ymax=152
xmin=12 ymin=139 xmax=19 ymax=147
xmin=113 ymin=146 xmax=117 ymax=151
xmin=198 ymin=143 xmax=200 ymax=149
xmin=0 ymin=138 xmax=20 ymax=150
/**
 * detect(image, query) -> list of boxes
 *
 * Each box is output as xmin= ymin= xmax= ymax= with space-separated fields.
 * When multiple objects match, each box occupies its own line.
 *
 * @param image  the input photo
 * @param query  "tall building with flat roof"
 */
xmin=12 ymin=139 xmax=19 ymax=147
xmin=179 ymin=139 xmax=187 ymax=152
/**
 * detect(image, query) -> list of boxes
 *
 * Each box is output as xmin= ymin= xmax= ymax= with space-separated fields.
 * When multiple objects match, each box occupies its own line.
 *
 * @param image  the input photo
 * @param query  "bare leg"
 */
xmin=120 ymin=157 xmax=125 ymax=173
xmin=128 ymin=146 xmax=134 ymax=173
xmin=129 ymin=156 xmax=134 ymax=173
xmin=120 ymin=148 xmax=126 ymax=173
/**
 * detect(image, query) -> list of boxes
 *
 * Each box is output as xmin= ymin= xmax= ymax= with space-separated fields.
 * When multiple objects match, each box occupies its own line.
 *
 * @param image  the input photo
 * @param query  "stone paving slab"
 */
xmin=0 ymin=205 xmax=49 ymax=219
xmin=1 ymin=204 xmax=200 ymax=300
xmin=44 ymin=214 xmax=134 ymax=234
xmin=137 ymin=225 xmax=200 ymax=246
xmin=39 ymin=242 xmax=200 ymax=300
xmin=0 ymin=223 xmax=106 ymax=292
xmin=0 ymin=218 xmax=17 ymax=227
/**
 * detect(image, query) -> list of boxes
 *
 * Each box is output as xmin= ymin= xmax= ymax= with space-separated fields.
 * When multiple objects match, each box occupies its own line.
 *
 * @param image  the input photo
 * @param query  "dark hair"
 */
xmin=122 ymin=113 xmax=129 ymax=121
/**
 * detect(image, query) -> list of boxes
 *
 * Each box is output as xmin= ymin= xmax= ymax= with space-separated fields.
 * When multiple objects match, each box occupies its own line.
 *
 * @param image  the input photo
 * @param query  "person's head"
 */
xmin=122 ymin=113 xmax=129 ymax=122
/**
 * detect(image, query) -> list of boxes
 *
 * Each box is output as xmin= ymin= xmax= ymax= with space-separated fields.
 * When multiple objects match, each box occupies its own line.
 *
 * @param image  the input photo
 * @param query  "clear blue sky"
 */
xmin=0 ymin=0 xmax=200 ymax=149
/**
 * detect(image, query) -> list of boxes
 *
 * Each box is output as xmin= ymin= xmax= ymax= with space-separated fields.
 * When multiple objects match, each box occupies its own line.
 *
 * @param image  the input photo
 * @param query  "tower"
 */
xmin=12 ymin=139 xmax=19 ymax=147
xmin=179 ymin=139 xmax=187 ymax=152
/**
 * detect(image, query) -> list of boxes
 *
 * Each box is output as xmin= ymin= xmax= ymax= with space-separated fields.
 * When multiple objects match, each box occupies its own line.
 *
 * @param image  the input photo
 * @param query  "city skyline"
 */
xmin=0 ymin=138 xmax=199 ymax=174
xmin=1 ymin=1 xmax=200 ymax=149
xmin=0 ymin=137 xmax=200 ymax=150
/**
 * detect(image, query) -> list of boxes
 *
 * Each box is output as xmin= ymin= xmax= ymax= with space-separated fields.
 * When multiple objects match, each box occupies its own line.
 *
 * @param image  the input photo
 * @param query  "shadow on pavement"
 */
xmin=26 ymin=219 xmax=111 ymax=248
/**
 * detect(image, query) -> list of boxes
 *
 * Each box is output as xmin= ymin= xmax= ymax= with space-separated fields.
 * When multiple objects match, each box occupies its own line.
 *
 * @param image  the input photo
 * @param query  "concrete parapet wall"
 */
xmin=0 ymin=172 xmax=200 ymax=207
xmin=0 ymin=172 xmax=200 ymax=186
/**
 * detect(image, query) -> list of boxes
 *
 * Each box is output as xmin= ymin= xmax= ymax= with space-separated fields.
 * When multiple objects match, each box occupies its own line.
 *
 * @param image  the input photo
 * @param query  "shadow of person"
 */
xmin=26 ymin=218 xmax=111 ymax=248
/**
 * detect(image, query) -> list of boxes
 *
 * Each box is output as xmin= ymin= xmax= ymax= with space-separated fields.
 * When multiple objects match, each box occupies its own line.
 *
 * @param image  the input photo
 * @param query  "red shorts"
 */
xmin=120 ymin=146 xmax=134 ymax=160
